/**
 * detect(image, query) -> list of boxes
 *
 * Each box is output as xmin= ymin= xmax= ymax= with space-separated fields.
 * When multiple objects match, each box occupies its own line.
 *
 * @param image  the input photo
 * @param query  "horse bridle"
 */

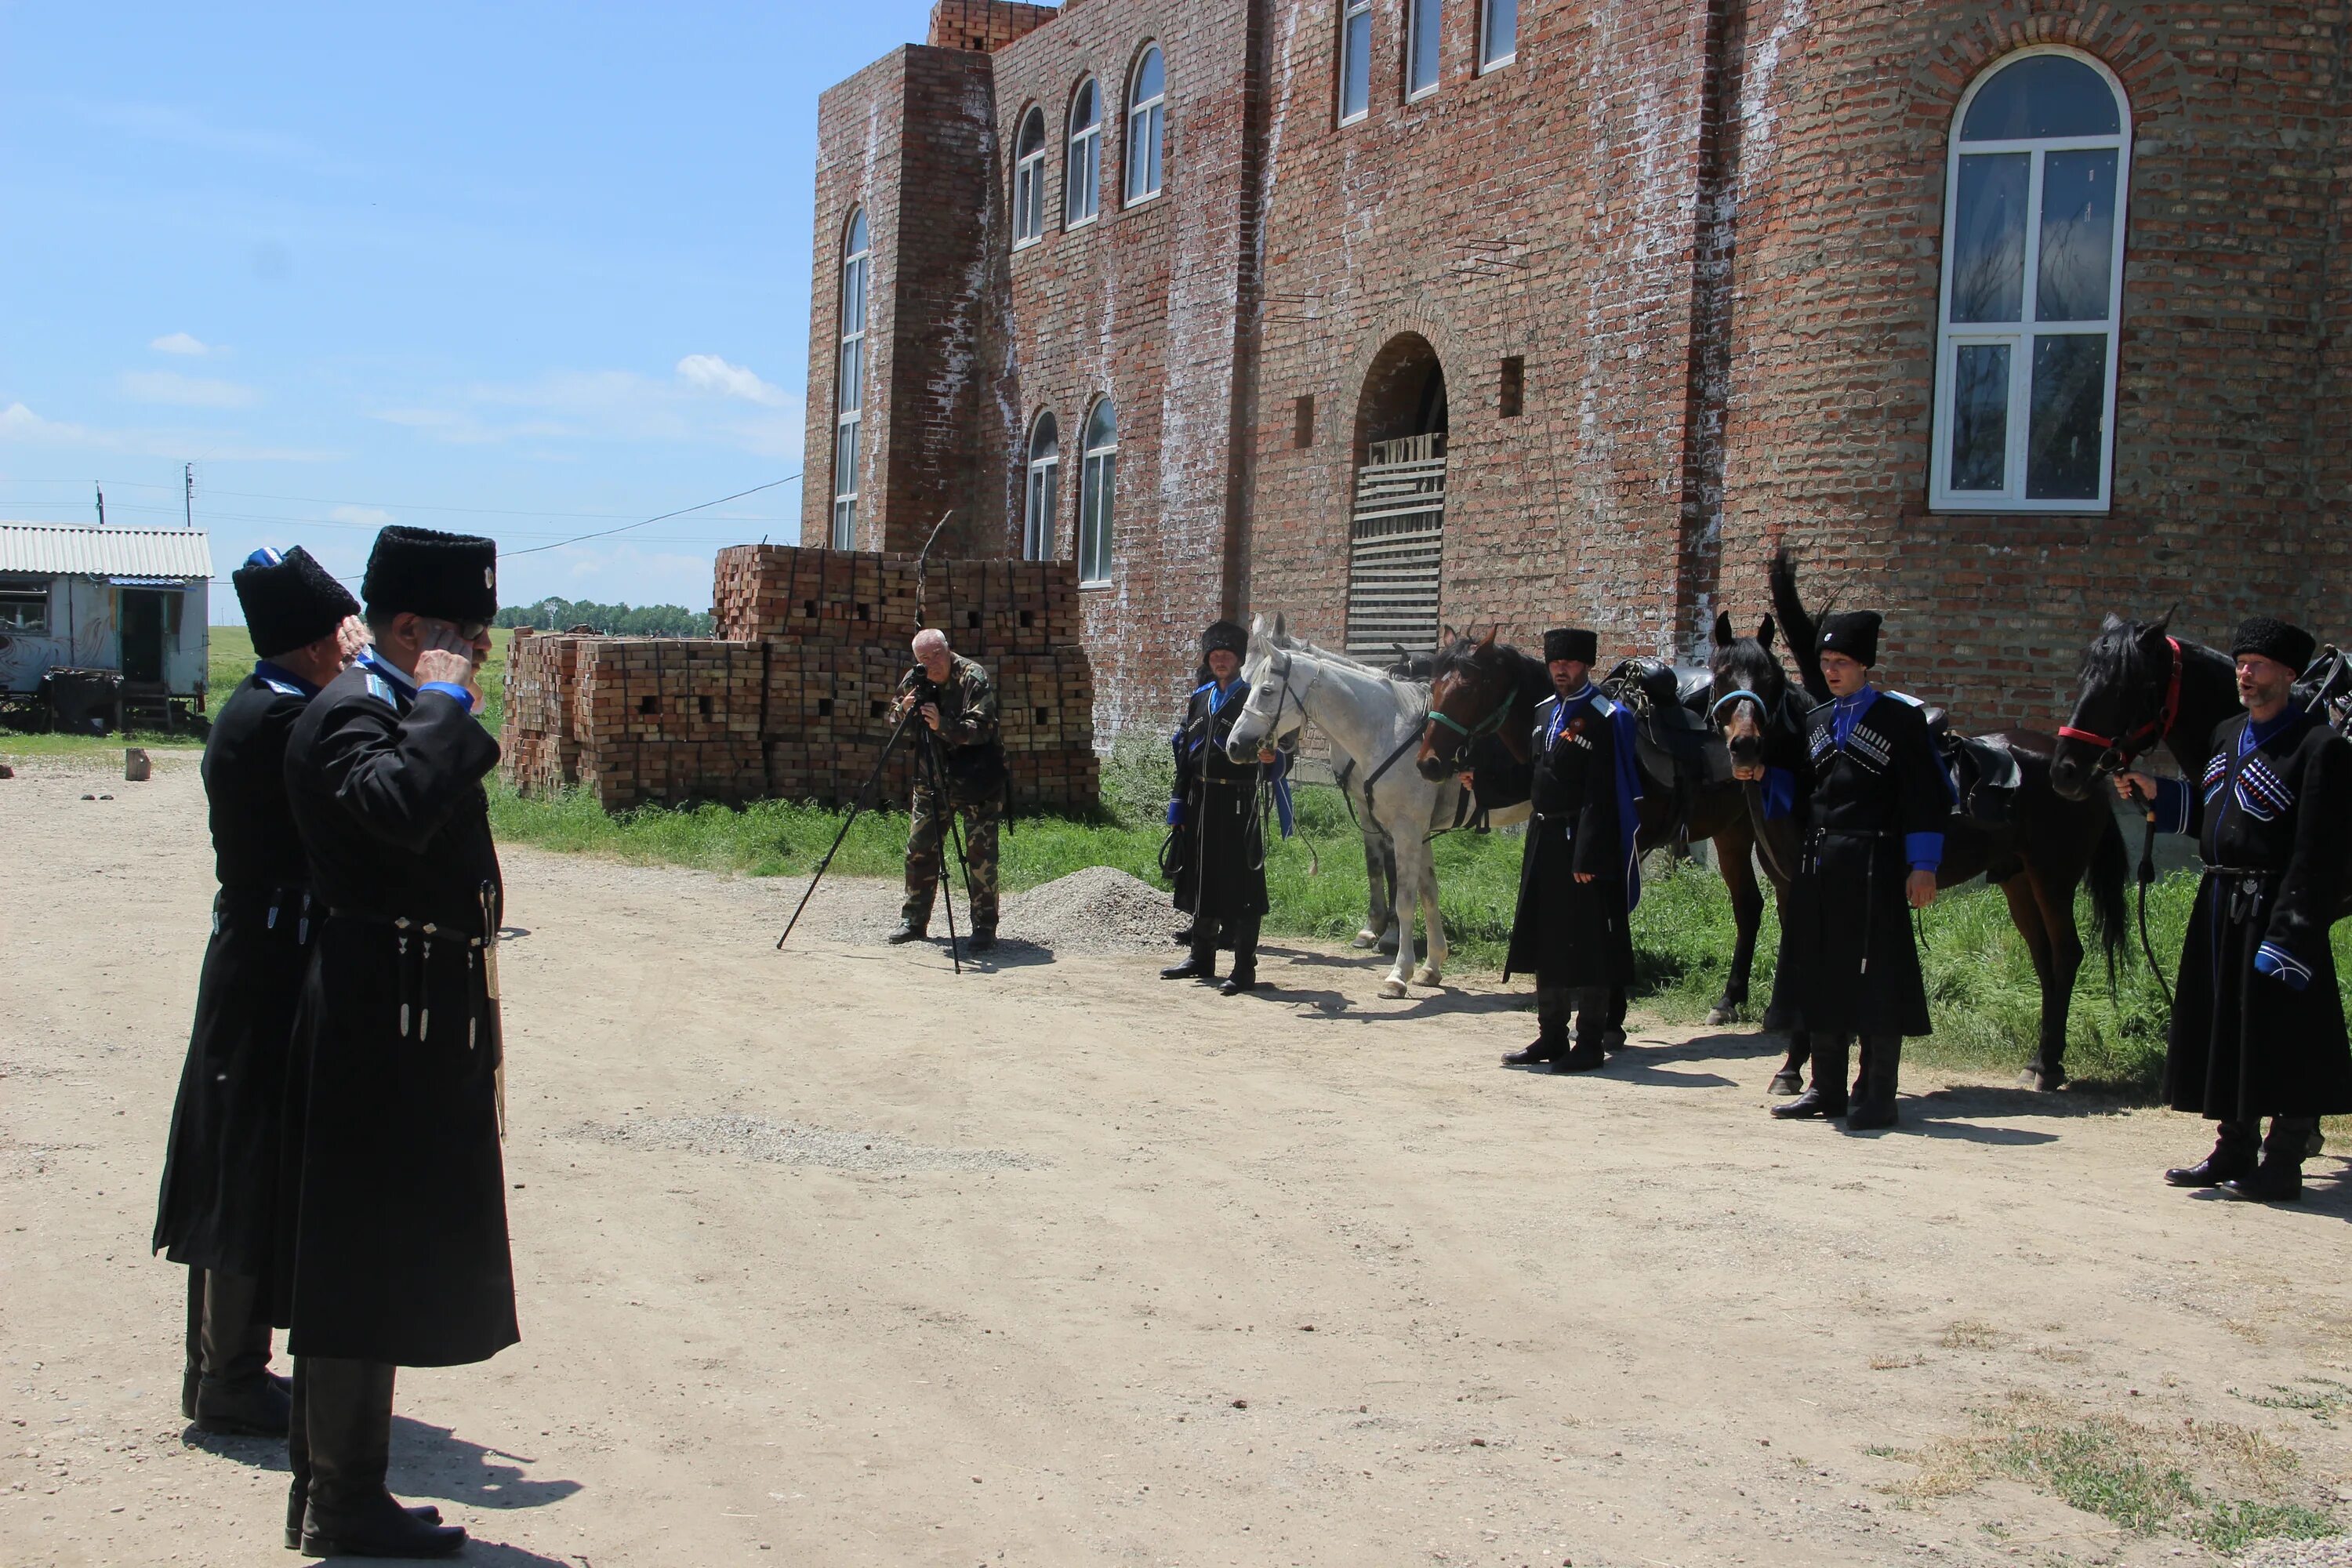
xmin=2057 ymin=635 xmax=2183 ymax=774
xmin=1421 ymin=666 xmax=1515 ymax=768
xmin=1236 ymin=648 xmax=1312 ymax=757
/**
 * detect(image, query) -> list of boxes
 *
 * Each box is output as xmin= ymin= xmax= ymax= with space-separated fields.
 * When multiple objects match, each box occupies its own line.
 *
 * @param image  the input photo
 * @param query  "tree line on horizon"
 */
xmin=494 ymin=597 xmax=715 ymax=637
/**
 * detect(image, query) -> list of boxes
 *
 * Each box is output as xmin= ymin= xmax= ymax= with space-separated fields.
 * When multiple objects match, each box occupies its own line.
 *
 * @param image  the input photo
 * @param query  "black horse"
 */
xmin=2051 ymin=614 xmax=2263 ymax=800
xmin=1775 ymin=557 xmax=2129 ymax=1090
xmin=1416 ymin=630 xmax=1782 ymax=1029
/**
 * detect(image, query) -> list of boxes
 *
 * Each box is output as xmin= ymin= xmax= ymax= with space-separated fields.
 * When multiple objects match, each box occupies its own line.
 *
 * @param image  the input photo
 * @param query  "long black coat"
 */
xmin=1171 ymin=679 xmax=1271 ymax=922
xmin=152 ymin=667 xmax=319 ymax=1279
xmin=2159 ymin=707 xmax=2352 ymax=1120
xmin=1504 ymin=692 xmax=1636 ymax=988
xmin=1781 ymin=690 xmax=1951 ymax=1037
xmin=278 ymin=655 xmax=517 ymax=1367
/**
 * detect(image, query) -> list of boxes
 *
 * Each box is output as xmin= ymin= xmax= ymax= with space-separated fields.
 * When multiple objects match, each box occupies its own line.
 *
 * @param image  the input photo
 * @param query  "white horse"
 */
xmin=1225 ymin=614 xmax=1457 ymax=998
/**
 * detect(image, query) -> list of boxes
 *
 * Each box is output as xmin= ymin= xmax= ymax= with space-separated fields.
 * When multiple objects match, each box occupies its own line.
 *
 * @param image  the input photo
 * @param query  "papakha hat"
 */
xmin=1818 ymin=611 xmax=1882 ymax=667
xmin=361 ymin=526 xmax=499 ymax=626
xmin=2230 ymin=616 xmax=2316 ymax=675
xmin=1201 ymin=619 xmax=1248 ymax=656
xmin=233 ymin=546 xmax=359 ymax=659
xmin=1543 ymin=627 xmax=1597 ymax=665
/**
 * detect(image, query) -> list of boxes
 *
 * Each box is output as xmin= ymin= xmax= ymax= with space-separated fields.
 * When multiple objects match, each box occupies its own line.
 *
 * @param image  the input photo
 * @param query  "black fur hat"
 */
xmin=1818 ymin=611 xmax=1882 ymax=667
xmin=361 ymin=526 xmax=499 ymax=626
xmin=2230 ymin=615 xmax=2315 ymax=674
xmin=1543 ymin=627 xmax=1597 ymax=665
xmin=1202 ymin=619 xmax=1247 ymax=656
xmin=233 ymin=546 xmax=359 ymax=659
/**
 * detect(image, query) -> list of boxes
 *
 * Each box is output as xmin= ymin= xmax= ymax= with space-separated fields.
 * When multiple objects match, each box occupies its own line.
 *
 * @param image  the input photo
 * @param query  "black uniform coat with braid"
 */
xmin=1502 ymin=692 xmax=1636 ymax=988
xmin=277 ymin=656 xmax=517 ymax=1367
xmin=2156 ymin=706 xmax=2352 ymax=1120
xmin=152 ymin=668 xmax=320 ymax=1280
xmin=1170 ymin=679 xmax=1271 ymax=922
xmin=1780 ymin=691 xmax=1951 ymax=1038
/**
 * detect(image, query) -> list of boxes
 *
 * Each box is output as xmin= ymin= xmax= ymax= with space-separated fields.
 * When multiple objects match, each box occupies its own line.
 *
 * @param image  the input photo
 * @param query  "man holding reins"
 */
xmin=1163 ymin=619 xmax=1290 ymax=995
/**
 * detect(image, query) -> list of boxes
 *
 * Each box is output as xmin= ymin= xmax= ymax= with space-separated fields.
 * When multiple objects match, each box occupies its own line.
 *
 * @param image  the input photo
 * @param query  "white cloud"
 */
xmin=328 ymin=504 xmax=394 ymax=528
xmin=122 ymin=370 xmax=259 ymax=409
xmin=0 ymin=399 xmax=336 ymax=462
xmin=676 ymin=354 xmax=789 ymax=407
xmin=150 ymin=332 xmax=215 ymax=357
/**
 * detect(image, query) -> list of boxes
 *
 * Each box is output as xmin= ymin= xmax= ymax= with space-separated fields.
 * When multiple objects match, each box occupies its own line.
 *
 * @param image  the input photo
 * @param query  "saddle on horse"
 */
xmin=1921 ymin=706 xmax=2022 ymax=827
xmin=1603 ymin=658 xmax=1729 ymax=796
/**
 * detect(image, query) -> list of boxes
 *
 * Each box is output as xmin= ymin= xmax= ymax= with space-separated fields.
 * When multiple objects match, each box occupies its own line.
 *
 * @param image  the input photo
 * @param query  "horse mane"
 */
xmin=1768 ymin=547 xmax=1830 ymax=704
xmin=1265 ymin=632 xmax=1431 ymax=717
xmin=2076 ymin=612 xmax=2158 ymax=690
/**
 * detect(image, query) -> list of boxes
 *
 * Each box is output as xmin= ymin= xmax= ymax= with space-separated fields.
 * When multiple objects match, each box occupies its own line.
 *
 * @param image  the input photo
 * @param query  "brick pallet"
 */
xmin=501 ymin=550 xmax=1098 ymax=814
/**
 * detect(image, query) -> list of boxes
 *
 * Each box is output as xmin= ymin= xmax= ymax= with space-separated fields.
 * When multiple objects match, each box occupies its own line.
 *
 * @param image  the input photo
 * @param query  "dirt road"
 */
xmin=4 ymin=754 xmax=2350 ymax=1567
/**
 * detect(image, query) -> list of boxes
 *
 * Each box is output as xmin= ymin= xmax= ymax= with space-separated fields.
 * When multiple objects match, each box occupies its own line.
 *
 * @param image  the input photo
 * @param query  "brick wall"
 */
xmin=811 ymin=0 xmax=2349 ymax=744
xmin=927 ymin=1 xmax=1058 ymax=53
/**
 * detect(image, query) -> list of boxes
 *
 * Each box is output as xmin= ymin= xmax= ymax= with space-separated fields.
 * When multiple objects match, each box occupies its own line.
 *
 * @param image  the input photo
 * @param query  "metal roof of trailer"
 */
xmin=0 ymin=523 xmax=212 ymax=579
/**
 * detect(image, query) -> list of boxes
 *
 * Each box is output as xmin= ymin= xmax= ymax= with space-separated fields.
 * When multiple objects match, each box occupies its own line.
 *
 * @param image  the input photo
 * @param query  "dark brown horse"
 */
xmin=2048 ymin=615 xmax=2245 ymax=801
xmin=1773 ymin=557 xmax=2129 ymax=1091
xmin=1414 ymin=630 xmax=1781 ymax=1030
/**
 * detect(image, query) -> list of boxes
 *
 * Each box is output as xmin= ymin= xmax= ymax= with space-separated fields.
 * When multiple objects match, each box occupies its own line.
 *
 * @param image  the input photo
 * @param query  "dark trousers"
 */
xmin=2215 ymin=1116 xmax=2318 ymax=1167
xmin=1537 ymin=985 xmax=1613 ymax=1044
xmin=1191 ymin=913 xmax=1262 ymax=979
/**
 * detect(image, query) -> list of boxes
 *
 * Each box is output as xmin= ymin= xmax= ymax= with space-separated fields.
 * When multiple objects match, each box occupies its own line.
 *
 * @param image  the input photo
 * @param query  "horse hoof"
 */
xmin=1351 ymin=931 xmax=1379 ymax=949
xmin=1760 ymin=1007 xmax=1797 ymax=1033
xmin=1411 ymin=965 xmax=1442 ymax=987
xmin=1767 ymin=1071 xmax=1804 ymax=1096
xmin=2016 ymin=1063 xmax=2068 ymax=1093
xmin=1377 ymin=978 xmax=1409 ymax=1000
xmin=1705 ymin=1006 xmax=1735 ymax=1027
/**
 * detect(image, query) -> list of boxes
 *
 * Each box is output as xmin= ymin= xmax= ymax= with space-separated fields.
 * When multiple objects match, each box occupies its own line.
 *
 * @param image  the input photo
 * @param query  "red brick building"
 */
xmin=804 ymin=0 xmax=2349 ymax=741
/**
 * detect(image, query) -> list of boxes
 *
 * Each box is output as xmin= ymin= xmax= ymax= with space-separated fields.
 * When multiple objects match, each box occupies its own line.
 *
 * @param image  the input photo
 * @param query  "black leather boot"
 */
xmin=182 ymin=1267 xmax=204 ymax=1421
xmin=1163 ymin=924 xmax=1218 ymax=981
xmin=285 ymin=1359 xmax=440 ymax=1551
xmin=1844 ymin=1036 xmax=1901 ymax=1131
xmin=1555 ymin=993 xmax=1610 ymax=1071
xmin=299 ymin=1358 xmax=464 ymax=1559
xmin=1221 ymin=916 xmax=1261 ymax=993
xmin=1503 ymin=987 xmax=1571 ymax=1065
xmin=1772 ymin=1035 xmax=1849 ymax=1119
xmin=2221 ymin=1118 xmax=2313 ymax=1203
xmin=2164 ymin=1120 xmax=2258 ymax=1188
xmin=194 ymin=1271 xmax=290 ymax=1437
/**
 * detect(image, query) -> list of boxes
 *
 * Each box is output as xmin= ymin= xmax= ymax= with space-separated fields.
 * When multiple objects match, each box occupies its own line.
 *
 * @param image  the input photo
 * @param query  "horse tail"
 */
xmin=2083 ymin=800 xmax=2130 ymax=991
xmin=1769 ymin=547 xmax=1831 ymax=704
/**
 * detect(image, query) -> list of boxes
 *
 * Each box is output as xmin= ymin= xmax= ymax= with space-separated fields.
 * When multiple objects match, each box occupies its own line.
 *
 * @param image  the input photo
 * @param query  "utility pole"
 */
xmin=95 ymin=482 xmax=106 ymax=527
xmin=183 ymin=463 xmax=194 ymax=528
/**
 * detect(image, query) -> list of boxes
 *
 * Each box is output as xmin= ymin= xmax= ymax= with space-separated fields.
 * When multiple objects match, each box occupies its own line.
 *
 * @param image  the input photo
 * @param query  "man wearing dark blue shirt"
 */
xmin=2118 ymin=616 xmax=2352 ymax=1202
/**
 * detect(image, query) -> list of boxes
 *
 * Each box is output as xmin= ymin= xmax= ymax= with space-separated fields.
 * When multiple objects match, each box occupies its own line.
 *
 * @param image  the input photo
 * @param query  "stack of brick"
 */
xmin=500 ymin=545 xmax=1098 ymax=812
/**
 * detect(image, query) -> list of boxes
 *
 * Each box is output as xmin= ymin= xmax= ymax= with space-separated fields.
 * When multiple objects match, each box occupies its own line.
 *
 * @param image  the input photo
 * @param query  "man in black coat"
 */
xmin=1163 ymin=619 xmax=1290 ymax=995
xmin=1501 ymin=628 xmax=1643 ymax=1071
xmin=2119 ymin=615 xmax=2352 ymax=1202
xmin=153 ymin=546 xmax=358 ymax=1437
xmin=1771 ymin=611 xmax=1951 ymax=1130
xmin=276 ymin=525 xmax=511 ymax=1559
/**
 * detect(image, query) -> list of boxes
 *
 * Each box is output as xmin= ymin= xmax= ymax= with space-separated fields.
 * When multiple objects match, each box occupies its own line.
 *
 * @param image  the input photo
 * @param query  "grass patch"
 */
xmin=1882 ymin=1392 xmax=2335 ymax=1551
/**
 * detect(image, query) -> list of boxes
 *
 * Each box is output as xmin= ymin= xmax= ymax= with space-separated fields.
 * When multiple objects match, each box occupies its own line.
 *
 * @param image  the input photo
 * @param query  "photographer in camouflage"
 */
xmin=888 ymin=627 xmax=1006 ymax=951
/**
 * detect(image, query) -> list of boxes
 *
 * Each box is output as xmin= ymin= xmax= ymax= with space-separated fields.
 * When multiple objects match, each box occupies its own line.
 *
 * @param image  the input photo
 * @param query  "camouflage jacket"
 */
xmin=898 ymin=654 xmax=1005 ymax=795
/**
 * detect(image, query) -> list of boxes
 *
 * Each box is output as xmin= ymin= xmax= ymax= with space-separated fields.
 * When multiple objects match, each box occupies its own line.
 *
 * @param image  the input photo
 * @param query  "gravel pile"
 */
xmin=567 ymin=1113 xmax=1045 ymax=1173
xmin=2241 ymin=1539 xmax=2352 ymax=1567
xmin=1000 ymin=865 xmax=1178 ymax=953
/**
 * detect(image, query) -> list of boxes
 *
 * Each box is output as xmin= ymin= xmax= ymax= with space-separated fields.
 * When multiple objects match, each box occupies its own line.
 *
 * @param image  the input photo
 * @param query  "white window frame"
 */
xmin=1012 ymin=107 xmax=1047 ymax=248
xmin=831 ymin=209 xmax=869 ymax=551
xmin=1125 ymin=47 xmax=1166 ymax=205
xmin=1929 ymin=45 xmax=2131 ymax=514
xmin=0 ymin=578 xmax=49 ymax=633
xmin=1406 ymin=0 xmax=1443 ymax=100
xmin=1078 ymin=399 xmax=1116 ymax=586
xmin=1065 ymin=79 xmax=1102 ymax=229
xmin=1338 ymin=0 xmax=1372 ymax=124
xmin=1024 ymin=411 xmax=1060 ymax=562
xmin=1478 ymin=0 xmax=1515 ymax=72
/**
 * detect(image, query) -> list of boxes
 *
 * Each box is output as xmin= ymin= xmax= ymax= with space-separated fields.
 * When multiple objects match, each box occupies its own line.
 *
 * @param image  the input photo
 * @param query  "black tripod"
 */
xmin=775 ymin=689 xmax=978 ymax=973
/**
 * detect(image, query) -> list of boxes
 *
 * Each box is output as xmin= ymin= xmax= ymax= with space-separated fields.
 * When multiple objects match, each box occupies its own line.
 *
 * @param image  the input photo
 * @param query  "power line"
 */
xmin=56 ymin=477 xmax=733 ymax=521
xmin=500 ymin=474 xmax=799 ymax=557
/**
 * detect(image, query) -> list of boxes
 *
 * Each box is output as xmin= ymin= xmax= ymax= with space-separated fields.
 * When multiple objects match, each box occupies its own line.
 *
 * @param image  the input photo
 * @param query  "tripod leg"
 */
xmin=779 ymin=707 xmax=918 ymax=949
xmin=916 ymin=730 xmax=961 ymax=973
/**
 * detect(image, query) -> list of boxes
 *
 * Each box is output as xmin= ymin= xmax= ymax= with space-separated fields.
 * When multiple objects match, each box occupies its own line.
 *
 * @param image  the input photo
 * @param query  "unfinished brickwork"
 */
xmin=809 ymin=0 xmax=2352 ymax=742
xmin=501 ymin=546 xmax=1098 ymax=812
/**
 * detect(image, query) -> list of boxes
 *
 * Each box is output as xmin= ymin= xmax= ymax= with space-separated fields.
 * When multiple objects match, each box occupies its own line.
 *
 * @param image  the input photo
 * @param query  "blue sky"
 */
xmin=0 ymin=1 xmax=941 ymax=620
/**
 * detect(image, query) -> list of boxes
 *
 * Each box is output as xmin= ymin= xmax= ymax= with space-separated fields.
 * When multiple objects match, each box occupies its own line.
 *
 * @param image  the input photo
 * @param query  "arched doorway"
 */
xmin=1346 ymin=334 xmax=1449 ymax=657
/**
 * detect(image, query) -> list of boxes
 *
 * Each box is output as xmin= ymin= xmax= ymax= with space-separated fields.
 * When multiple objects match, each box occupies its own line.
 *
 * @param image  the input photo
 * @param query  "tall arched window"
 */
xmin=1065 ymin=79 xmax=1102 ymax=227
xmin=832 ymin=208 xmax=869 ymax=550
xmin=1023 ymin=412 xmax=1059 ymax=561
xmin=1078 ymin=399 xmax=1116 ymax=585
xmin=1125 ymin=48 xmax=1165 ymax=205
xmin=1013 ymin=107 xmax=1047 ymax=246
xmin=1932 ymin=49 xmax=2131 ymax=511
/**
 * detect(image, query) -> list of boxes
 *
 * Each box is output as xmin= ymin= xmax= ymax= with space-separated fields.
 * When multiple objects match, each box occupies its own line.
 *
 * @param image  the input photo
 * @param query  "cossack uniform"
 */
xmin=152 ymin=545 xmax=357 ymax=1439
xmin=1163 ymin=619 xmax=1293 ymax=995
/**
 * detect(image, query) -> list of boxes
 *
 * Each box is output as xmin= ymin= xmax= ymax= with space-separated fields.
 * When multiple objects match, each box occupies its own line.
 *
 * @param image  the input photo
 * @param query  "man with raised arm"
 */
xmin=2118 ymin=616 xmax=2352 ymax=1202
xmin=277 ymin=525 xmax=511 ymax=1558
xmin=154 ymin=546 xmax=359 ymax=1439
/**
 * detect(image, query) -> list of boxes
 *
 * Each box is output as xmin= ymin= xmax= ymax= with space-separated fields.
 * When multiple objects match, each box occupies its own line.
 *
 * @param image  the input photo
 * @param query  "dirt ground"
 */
xmin=5 ymin=752 xmax=2352 ymax=1568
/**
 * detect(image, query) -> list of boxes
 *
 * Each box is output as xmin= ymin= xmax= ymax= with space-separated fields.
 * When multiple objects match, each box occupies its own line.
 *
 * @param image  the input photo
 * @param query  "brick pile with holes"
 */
xmin=500 ymin=544 xmax=1099 ymax=812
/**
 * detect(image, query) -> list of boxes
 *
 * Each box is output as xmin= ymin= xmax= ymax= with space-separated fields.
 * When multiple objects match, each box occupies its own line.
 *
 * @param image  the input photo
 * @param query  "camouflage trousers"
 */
xmin=902 ymin=786 xmax=1001 ymax=935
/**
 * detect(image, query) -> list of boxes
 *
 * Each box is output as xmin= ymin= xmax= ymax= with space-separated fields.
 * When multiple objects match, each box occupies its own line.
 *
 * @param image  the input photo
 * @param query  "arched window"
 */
xmin=1125 ymin=48 xmax=1165 ymax=205
xmin=1338 ymin=0 xmax=1372 ymax=123
xmin=1078 ymin=399 xmax=1116 ymax=585
xmin=831 ymin=208 xmax=869 ymax=550
xmin=1023 ymin=412 xmax=1059 ymax=561
xmin=1013 ymin=108 xmax=1047 ymax=246
xmin=1065 ymin=79 xmax=1102 ymax=227
xmin=1932 ymin=49 xmax=2131 ymax=511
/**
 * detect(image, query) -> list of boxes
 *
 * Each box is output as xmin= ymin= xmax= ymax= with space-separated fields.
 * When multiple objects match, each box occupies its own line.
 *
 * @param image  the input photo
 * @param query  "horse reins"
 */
xmin=2056 ymin=636 xmax=2184 ymax=1005
xmin=1710 ymin=683 xmax=1804 ymax=887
